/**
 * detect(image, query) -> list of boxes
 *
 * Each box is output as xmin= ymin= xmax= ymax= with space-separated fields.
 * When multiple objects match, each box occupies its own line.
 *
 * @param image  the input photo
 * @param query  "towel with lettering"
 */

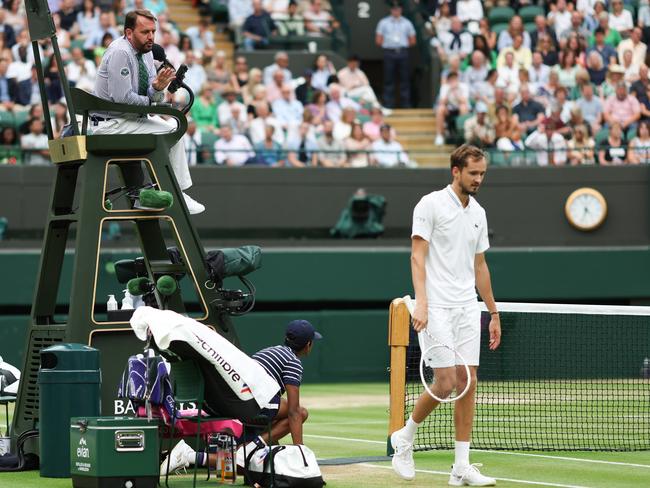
xmin=130 ymin=306 xmax=279 ymax=408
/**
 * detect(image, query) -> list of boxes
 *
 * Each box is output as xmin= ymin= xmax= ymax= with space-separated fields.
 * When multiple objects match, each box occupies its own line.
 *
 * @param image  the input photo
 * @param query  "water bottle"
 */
xmin=221 ymin=435 xmax=236 ymax=484
xmin=642 ymin=357 xmax=650 ymax=379
xmin=106 ymin=294 xmax=118 ymax=311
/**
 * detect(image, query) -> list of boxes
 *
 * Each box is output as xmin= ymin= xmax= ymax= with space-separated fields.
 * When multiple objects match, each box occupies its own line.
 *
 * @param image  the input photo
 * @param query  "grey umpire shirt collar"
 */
xmin=93 ymin=36 xmax=165 ymax=118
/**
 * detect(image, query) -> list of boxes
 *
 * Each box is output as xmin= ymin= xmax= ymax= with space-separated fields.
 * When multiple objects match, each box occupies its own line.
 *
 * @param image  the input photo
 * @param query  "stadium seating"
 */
xmin=488 ymin=7 xmax=516 ymax=26
xmin=518 ymin=6 xmax=545 ymax=24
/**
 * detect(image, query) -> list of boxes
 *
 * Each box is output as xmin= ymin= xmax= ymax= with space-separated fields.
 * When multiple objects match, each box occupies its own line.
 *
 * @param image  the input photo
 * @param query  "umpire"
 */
xmin=375 ymin=1 xmax=416 ymax=109
xmin=92 ymin=9 xmax=205 ymax=214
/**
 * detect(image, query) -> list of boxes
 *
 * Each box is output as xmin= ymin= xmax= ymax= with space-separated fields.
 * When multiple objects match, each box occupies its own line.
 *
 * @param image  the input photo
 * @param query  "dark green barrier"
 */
xmin=3 ymin=246 xmax=650 ymax=307
xmin=0 ymin=311 xmax=388 ymax=384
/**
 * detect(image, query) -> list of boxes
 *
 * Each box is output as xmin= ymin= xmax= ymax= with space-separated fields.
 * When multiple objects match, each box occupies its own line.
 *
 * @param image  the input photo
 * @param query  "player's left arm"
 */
xmin=285 ymin=384 xmax=303 ymax=445
xmin=475 ymin=252 xmax=501 ymax=350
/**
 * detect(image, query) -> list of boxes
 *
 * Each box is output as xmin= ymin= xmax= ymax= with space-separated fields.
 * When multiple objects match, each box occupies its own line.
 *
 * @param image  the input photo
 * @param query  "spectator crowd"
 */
xmin=0 ymin=0 xmax=412 ymax=167
xmin=430 ymin=0 xmax=650 ymax=165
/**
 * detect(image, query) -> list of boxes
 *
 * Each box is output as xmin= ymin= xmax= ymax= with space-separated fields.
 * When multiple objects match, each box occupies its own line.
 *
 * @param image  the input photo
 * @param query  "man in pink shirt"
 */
xmin=337 ymin=54 xmax=379 ymax=105
xmin=603 ymin=81 xmax=641 ymax=130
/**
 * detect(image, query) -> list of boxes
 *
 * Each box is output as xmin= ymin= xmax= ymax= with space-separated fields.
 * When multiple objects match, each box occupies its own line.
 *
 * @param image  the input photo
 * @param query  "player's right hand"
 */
xmin=412 ymin=302 xmax=428 ymax=332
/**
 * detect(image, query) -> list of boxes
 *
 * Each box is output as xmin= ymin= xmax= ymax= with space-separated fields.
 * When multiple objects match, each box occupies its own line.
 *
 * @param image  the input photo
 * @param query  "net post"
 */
xmin=388 ymin=297 xmax=411 ymax=446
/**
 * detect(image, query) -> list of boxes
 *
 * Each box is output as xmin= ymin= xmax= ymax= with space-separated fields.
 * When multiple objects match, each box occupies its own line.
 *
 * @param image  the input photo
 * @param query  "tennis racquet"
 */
xmin=403 ymin=296 xmax=471 ymax=403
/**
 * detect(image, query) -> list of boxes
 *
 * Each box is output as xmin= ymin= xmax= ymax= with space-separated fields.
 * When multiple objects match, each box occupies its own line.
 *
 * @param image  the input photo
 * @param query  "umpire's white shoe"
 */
xmin=449 ymin=463 xmax=496 ymax=486
xmin=182 ymin=192 xmax=205 ymax=215
xmin=160 ymin=439 xmax=194 ymax=476
xmin=390 ymin=430 xmax=415 ymax=480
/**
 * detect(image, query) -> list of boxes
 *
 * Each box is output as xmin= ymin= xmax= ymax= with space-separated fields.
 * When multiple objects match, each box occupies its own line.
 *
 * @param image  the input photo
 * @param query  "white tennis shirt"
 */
xmin=412 ymin=185 xmax=490 ymax=307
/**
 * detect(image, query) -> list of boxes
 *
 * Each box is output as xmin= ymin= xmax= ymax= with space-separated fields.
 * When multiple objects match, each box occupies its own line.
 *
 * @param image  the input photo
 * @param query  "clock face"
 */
xmin=565 ymin=188 xmax=607 ymax=231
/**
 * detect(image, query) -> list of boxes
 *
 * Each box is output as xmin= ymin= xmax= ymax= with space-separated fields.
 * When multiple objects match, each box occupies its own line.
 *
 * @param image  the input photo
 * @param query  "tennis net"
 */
xmin=387 ymin=299 xmax=650 ymax=451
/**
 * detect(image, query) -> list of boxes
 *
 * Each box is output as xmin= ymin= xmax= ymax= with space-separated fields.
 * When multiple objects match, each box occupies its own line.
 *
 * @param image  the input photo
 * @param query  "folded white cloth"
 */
xmin=130 ymin=307 xmax=279 ymax=407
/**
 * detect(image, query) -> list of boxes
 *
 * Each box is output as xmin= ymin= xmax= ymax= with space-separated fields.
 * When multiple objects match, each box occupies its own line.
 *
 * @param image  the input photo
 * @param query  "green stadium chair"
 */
xmin=199 ymin=131 xmax=219 ymax=164
xmin=209 ymin=0 xmax=229 ymax=23
xmin=627 ymin=126 xmax=637 ymax=140
xmin=524 ymin=22 xmax=537 ymax=34
xmin=488 ymin=7 xmax=516 ymax=26
xmin=455 ymin=113 xmax=472 ymax=136
xmin=70 ymin=38 xmax=85 ymax=51
xmin=595 ymin=127 xmax=609 ymax=145
xmin=357 ymin=113 xmax=371 ymax=124
xmin=488 ymin=149 xmax=508 ymax=166
xmin=13 ymin=110 xmax=29 ymax=129
xmin=490 ymin=23 xmax=509 ymax=35
xmin=518 ymin=5 xmax=545 ymax=24
xmin=0 ymin=111 xmax=15 ymax=128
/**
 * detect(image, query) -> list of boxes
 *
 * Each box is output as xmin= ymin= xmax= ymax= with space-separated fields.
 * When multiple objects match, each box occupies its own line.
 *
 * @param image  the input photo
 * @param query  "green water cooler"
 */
xmin=70 ymin=416 xmax=160 ymax=488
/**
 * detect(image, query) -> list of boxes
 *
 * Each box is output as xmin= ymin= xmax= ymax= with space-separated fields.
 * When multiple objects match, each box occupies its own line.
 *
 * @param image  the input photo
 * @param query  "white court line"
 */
xmin=306 ymin=434 xmax=385 ymax=445
xmin=305 ymin=434 xmax=650 ymax=469
xmin=474 ymin=450 xmax=650 ymax=469
xmin=362 ymin=464 xmax=593 ymax=488
xmin=312 ymin=420 xmax=386 ymax=426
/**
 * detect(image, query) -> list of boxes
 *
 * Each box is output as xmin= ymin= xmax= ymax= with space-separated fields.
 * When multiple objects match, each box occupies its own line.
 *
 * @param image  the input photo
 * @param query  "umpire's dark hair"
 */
xmin=124 ymin=9 xmax=157 ymax=31
xmin=450 ymin=144 xmax=486 ymax=170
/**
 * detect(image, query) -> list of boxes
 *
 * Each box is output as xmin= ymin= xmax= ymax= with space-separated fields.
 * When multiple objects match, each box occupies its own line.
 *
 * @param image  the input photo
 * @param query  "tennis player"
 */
xmin=391 ymin=144 xmax=501 ymax=486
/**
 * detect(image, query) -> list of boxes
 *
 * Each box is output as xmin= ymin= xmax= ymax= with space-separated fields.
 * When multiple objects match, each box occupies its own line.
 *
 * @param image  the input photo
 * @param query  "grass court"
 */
xmin=1 ymin=383 xmax=648 ymax=488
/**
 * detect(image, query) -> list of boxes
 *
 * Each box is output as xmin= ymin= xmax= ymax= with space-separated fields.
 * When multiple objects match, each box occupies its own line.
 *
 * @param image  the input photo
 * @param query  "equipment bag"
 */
xmin=237 ymin=441 xmax=325 ymax=488
xmin=117 ymin=352 xmax=175 ymax=419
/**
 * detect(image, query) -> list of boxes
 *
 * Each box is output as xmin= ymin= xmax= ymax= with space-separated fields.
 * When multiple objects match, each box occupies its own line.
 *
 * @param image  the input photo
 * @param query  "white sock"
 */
xmin=402 ymin=416 xmax=420 ymax=442
xmin=185 ymin=447 xmax=203 ymax=466
xmin=454 ymin=441 xmax=470 ymax=467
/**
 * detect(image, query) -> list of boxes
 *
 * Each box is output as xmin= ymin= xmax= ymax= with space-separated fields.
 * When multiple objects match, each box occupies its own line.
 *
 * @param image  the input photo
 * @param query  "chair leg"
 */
xmin=165 ymin=406 xmax=177 ymax=488
xmin=204 ymin=434 xmax=211 ymax=481
xmin=192 ymin=405 xmax=202 ymax=488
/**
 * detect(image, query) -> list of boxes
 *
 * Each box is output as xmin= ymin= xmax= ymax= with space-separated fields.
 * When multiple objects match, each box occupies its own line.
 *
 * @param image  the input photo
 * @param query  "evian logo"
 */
xmin=77 ymin=437 xmax=90 ymax=459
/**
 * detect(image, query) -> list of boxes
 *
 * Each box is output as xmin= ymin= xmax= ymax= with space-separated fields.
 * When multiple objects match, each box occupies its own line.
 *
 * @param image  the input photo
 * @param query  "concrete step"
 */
xmin=389 ymin=108 xmax=434 ymax=117
xmin=412 ymin=149 xmax=454 ymax=168
xmin=389 ymin=120 xmax=436 ymax=132
xmin=398 ymin=133 xmax=436 ymax=143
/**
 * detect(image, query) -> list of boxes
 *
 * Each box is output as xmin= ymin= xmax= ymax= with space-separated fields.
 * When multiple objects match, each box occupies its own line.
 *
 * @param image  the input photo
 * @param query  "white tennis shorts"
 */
xmin=418 ymin=303 xmax=481 ymax=368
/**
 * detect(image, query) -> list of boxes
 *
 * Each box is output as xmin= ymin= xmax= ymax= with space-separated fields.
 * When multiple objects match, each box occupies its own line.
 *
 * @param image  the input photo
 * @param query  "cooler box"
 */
xmin=70 ymin=416 xmax=160 ymax=488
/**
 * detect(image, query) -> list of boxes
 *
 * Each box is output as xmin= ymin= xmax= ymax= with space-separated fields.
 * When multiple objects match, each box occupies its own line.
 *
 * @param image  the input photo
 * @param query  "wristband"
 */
xmin=489 ymin=311 xmax=499 ymax=316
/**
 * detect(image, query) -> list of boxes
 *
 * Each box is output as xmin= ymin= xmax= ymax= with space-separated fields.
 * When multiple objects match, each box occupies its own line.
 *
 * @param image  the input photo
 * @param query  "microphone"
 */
xmin=127 ymin=277 xmax=154 ymax=296
xmin=151 ymin=43 xmax=173 ymax=70
xmin=156 ymin=275 xmax=177 ymax=296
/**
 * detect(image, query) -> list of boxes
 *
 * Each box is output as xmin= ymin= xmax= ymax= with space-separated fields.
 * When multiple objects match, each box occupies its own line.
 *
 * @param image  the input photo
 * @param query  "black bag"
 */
xmin=0 ymin=430 xmax=39 ymax=472
xmin=238 ymin=441 xmax=325 ymax=487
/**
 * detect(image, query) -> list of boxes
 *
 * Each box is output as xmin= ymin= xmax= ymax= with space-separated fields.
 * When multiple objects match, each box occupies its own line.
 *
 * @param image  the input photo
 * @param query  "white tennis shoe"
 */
xmin=390 ymin=429 xmax=415 ymax=480
xmin=448 ymin=463 xmax=496 ymax=486
xmin=160 ymin=439 xmax=195 ymax=476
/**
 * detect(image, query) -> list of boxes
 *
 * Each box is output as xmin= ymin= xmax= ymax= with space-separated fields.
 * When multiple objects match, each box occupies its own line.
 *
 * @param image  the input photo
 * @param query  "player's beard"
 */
xmin=460 ymin=180 xmax=480 ymax=196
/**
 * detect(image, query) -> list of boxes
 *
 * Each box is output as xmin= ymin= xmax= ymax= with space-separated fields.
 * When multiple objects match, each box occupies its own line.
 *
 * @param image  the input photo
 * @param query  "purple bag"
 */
xmin=118 ymin=353 xmax=175 ymax=418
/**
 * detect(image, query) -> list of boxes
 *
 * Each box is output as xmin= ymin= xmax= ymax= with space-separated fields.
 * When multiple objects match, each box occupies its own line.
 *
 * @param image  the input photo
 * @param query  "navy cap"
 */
xmin=286 ymin=319 xmax=322 ymax=348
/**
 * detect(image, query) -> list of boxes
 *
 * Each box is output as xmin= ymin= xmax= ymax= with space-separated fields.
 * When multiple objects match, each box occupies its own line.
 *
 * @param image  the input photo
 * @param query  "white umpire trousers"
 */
xmin=91 ymin=115 xmax=193 ymax=190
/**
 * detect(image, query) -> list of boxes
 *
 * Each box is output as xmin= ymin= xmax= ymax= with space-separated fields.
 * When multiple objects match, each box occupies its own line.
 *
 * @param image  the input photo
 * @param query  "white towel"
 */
xmin=130 ymin=307 xmax=279 ymax=408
